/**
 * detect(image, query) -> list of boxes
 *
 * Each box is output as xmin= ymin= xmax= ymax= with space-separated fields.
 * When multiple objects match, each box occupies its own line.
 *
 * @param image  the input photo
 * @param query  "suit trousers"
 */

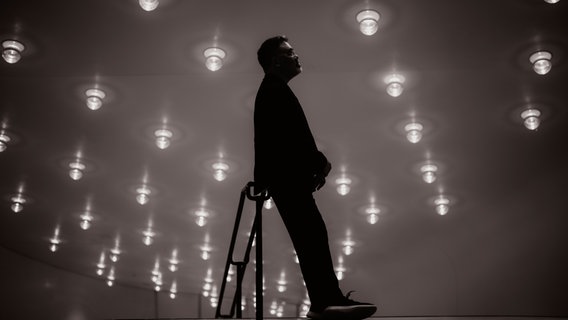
xmin=270 ymin=184 xmax=343 ymax=310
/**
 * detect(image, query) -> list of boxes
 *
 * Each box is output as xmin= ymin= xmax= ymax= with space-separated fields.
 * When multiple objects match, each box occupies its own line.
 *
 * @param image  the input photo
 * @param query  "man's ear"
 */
xmin=272 ymin=56 xmax=281 ymax=68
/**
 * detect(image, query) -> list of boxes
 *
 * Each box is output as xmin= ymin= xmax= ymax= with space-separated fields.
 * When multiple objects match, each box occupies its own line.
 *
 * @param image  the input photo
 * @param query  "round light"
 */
xmin=139 ymin=0 xmax=159 ymax=11
xmin=544 ymin=0 xmax=560 ymax=4
xmin=154 ymin=128 xmax=173 ymax=149
xmin=356 ymin=9 xmax=380 ymax=36
xmin=264 ymin=197 xmax=274 ymax=210
xmin=420 ymin=164 xmax=438 ymax=184
xmin=85 ymin=89 xmax=106 ymax=111
xmin=365 ymin=205 xmax=380 ymax=215
xmin=10 ymin=195 xmax=26 ymax=213
xmin=143 ymin=235 xmax=153 ymax=246
xmin=335 ymin=176 xmax=352 ymax=196
xmin=367 ymin=213 xmax=379 ymax=224
xmin=434 ymin=196 xmax=450 ymax=216
xmin=0 ymin=131 xmax=11 ymax=152
xmin=170 ymin=292 xmax=176 ymax=299
xmin=2 ymin=40 xmax=25 ymax=64
xmin=520 ymin=108 xmax=541 ymax=131
xmin=69 ymin=160 xmax=86 ymax=180
xmin=212 ymin=162 xmax=229 ymax=181
xmin=204 ymin=47 xmax=226 ymax=71
xmin=136 ymin=185 xmax=151 ymax=205
xmin=404 ymin=122 xmax=423 ymax=143
xmin=385 ymin=74 xmax=405 ymax=97
xmin=195 ymin=208 xmax=210 ymax=227
xmin=80 ymin=219 xmax=91 ymax=230
xmin=529 ymin=51 xmax=552 ymax=75
xmin=336 ymin=184 xmax=350 ymax=196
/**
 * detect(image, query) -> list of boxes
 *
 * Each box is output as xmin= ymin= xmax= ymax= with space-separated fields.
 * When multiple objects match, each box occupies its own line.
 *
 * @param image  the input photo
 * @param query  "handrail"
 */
xmin=215 ymin=182 xmax=269 ymax=320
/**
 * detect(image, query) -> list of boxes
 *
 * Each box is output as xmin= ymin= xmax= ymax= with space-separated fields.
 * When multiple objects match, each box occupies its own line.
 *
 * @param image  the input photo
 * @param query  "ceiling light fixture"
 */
xmin=201 ymin=244 xmax=212 ymax=260
xmin=276 ymin=271 xmax=287 ymax=293
xmin=195 ymin=207 xmax=210 ymax=227
xmin=404 ymin=122 xmax=423 ymax=143
xmin=2 ymin=40 xmax=25 ymax=64
xmin=420 ymin=163 xmax=438 ymax=184
xmin=434 ymin=195 xmax=450 ymax=216
xmin=79 ymin=209 xmax=94 ymax=230
xmin=226 ymin=266 xmax=234 ymax=282
xmin=204 ymin=47 xmax=226 ymax=72
xmin=335 ymin=176 xmax=352 ymax=196
xmin=212 ymin=161 xmax=230 ymax=181
xmin=139 ymin=0 xmax=159 ymax=11
xmin=529 ymin=51 xmax=552 ymax=75
xmin=69 ymin=158 xmax=86 ymax=181
xmin=109 ymin=239 xmax=121 ymax=262
xmin=335 ymin=256 xmax=346 ymax=281
xmin=169 ymin=281 xmax=177 ymax=299
xmin=364 ymin=205 xmax=381 ymax=225
xmin=142 ymin=228 xmax=156 ymax=246
xmin=0 ymin=129 xmax=11 ymax=152
xmin=152 ymin=260 xmax=163 ymax=291
xmin=356 ymin=9 xmax=380 ymax=36
xmin=96 ymin=251 xmax=106 ymax=276
xmin=203 ymin=268 xmax=214 ymax=296
xmin=342 ymin=239 xmax=356 ymax=256
xmin=544 ymin=0 xmax=560 ymax=4
xmin=85 ymin=88 xmax=106 ymax=111
xmin=385 ymin=74 xmax=405 ymax=97
xmin=154 ymin=128 xmax=173 ymax=149
xmin=10 ymin=193 xmax=26 ymax=213
xmin=209 ymin=286 xmax=219 ymax=308
xmin=263 ymin=197 xmax=274 ymax=210
xmin=49 ymin=227 xmax=62 ymax=252
xmin=520 ymin=107 xmax=541 ymax=131
xmin=169 ymin=249 xmax=180 ymax=272
xmin=107 ymin=267 xmax=115 ymax=287
xmin=136 ymin=184 xmax=152 ymax=205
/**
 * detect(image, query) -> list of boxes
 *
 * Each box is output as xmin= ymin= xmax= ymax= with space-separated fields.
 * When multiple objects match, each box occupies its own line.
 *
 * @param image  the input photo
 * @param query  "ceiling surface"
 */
xmin=1 ymin=0 xmax=567 ymax=317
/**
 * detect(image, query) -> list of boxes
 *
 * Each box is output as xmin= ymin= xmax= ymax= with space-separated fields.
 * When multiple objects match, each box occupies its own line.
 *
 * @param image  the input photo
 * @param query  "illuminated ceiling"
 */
xmin=1 ymin=0 xmax=567 ymax=317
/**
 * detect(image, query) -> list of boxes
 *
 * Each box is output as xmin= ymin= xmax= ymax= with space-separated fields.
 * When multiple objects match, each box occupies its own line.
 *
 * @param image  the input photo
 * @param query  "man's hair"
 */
xmin=257 ymin=35 xmax=288 ymax=73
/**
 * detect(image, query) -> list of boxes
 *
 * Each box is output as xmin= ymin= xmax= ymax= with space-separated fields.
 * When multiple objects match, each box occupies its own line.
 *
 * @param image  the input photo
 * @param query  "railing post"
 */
xmin=215 ymin=182 xmax=269 ymax=320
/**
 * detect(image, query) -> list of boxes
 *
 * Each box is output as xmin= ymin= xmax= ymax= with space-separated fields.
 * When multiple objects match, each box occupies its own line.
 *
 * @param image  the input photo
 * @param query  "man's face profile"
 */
xmin=273 ymin=41 xmax=302 ymax=79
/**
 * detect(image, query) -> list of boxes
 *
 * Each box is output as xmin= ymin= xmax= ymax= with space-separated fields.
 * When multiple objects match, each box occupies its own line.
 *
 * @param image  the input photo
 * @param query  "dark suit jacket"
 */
xmin=254 ymin=74 xmax=328 ymax=192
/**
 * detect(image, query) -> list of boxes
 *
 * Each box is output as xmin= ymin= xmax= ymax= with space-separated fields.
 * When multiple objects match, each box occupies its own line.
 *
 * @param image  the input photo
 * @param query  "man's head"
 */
xmin=257 ymin=35 xmax=302 ymax=81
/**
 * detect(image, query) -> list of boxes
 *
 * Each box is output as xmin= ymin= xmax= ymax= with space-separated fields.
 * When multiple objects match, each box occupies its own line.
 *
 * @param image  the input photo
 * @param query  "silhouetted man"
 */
xmin=254 ymin=35 xmax=377 ymax=320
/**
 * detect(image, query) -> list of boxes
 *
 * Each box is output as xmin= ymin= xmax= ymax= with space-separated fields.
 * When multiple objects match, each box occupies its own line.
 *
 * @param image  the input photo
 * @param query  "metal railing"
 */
xmin=215 ymin=182 xmax=269 ymax=320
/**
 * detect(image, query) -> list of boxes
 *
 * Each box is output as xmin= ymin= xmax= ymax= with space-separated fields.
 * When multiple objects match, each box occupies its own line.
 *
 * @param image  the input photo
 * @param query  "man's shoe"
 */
xmin=306 ymin=291 xmax=377 ymax=320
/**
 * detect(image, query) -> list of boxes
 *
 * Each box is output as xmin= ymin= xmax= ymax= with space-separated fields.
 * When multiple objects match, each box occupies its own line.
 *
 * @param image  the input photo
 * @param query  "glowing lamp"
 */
xmin=420 ymin=164 xmax=438 ymax=184
xmin=0 ymin=130 xmax=11 ymax=152
xmin=2 ymin=40 xmax=25 ymax=64
xmin=356 ymin=9 xmax=380 ymax=36
xmin=529 ymin=51 xmax=552 ymax=75
xmin=521 ymin=108 xmax=541 ymax=130
xmin=404 ymin=122 xmax=423 ymax=143
xmin=139 ymin=0 xmax=159 ymax=11
xmin=434 ymin=196 xmax=450 ymax=215
xmin=204 ymin=47 xmax=226 ymax=71
xmin=85 ymin=88 xmax=106 ymax=111
xmin=385 ymin=74 xmax=405 ymax=97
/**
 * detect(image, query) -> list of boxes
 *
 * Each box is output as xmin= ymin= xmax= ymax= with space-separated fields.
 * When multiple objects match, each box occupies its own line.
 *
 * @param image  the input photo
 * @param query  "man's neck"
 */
xmin=266 ymin=70 xmax=293 ymax=84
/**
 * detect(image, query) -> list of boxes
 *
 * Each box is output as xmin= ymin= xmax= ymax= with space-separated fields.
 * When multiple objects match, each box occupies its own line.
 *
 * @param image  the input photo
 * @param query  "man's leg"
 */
xmin=270 ymin=187 xmax=343 ymax=310
xmin=270 ymin=186 xmax=377 ymax=320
